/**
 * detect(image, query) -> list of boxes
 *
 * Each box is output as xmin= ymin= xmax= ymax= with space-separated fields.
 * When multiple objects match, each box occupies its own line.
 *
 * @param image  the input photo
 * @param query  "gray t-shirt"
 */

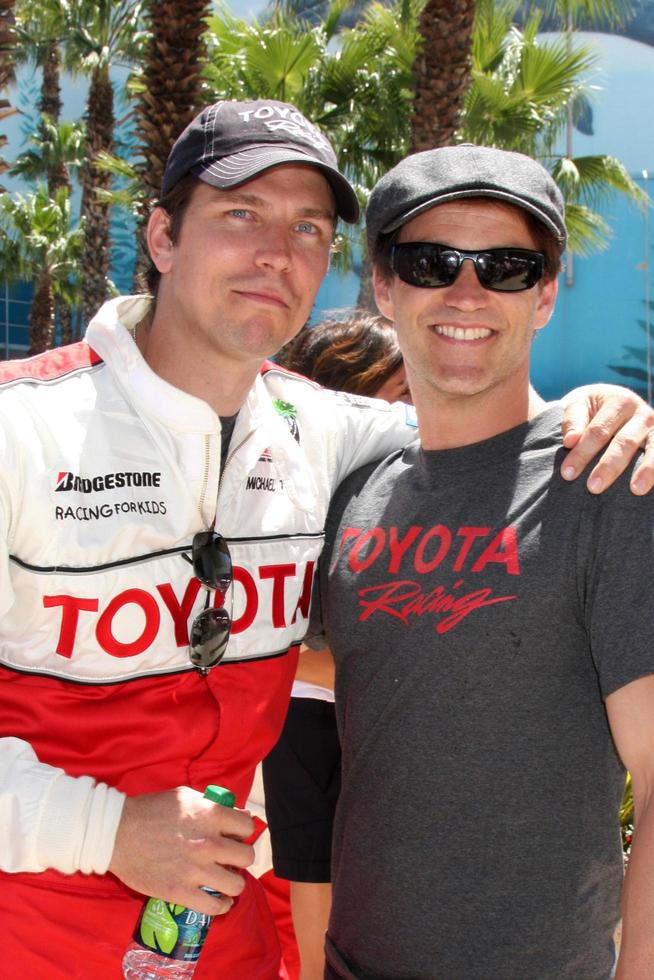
xmin=313 ymin=405 xmax=654 ymax=980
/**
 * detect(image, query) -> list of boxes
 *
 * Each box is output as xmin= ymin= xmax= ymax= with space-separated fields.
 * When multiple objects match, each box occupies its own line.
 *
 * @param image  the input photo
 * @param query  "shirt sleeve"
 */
xmin=0 ymin=410 xmax=126 ymax=877
xmin=0 ymin=736 xmax=126 ymax=874
xmin=580 ymin=472 xmax=654 ymax=699
xmin=328 ymin=392 xmax=417 ymax=488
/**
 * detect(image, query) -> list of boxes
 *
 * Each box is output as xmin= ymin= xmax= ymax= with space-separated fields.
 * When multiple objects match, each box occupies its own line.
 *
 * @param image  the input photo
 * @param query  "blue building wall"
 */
xmin=533 ymin=182 xmax=652 ymax=400
xmin=0 ymin=280 xmax=34 ymax=358
xmin=532 ymin=32 xmax=654 ymax=399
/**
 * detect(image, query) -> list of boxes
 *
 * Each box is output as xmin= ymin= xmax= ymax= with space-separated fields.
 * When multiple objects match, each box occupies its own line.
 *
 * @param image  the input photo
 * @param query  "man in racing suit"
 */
xmin=0 ymin=99 xmax=652 ymax=979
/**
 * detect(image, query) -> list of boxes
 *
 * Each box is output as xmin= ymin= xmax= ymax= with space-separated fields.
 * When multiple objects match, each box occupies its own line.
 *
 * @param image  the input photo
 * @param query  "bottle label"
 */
xmin=133 ymin=898 xmax=212 ymax=962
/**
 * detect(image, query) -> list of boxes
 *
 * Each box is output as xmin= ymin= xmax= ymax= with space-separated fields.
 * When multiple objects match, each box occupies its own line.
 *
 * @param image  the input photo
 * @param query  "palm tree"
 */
xmin=122 ymin=0 xmax=212 ymax=282
xmin=62 ymin=0 xmax=145 ymax=328
xmin=462 ymin=0 xmax=647 ymax=252
xmin=13 ymin=0 xmax=81 ymax=343
xmin=0 ymin=0 xmax=16 ymax=186
xmin=14 ymin=0 xmax=69 ymax=190
xmin=410 ymin=0 xmax=476 ymax=152
xmin=133 ymin=0 xmax=212 ymax=205
xmin=408 ymin=0 xmax=631 ymax=155
xmin=11 ymin=117 xmax=86 ymax=342
xmin=464 ymin=0 xmax=595 ymax=154
xmin=11 ymin=116 xmax=85 ymax=194
xmin=0 ymin=186 xmax=83 ymax=353
xmin=330 ymin=0 xmax=421 ymax=186
xmin=98 ymin=0 xmax=644 ymax=311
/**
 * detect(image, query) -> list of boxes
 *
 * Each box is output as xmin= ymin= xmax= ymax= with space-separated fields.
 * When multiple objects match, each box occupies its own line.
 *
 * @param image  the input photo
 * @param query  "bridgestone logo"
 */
xmin=55 ymin=471 xmax=162 ymax=493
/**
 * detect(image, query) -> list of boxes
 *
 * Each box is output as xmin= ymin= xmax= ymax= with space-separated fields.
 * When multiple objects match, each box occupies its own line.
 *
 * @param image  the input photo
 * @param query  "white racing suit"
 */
xmin=0 ymin=295 xmax=417 ymax=979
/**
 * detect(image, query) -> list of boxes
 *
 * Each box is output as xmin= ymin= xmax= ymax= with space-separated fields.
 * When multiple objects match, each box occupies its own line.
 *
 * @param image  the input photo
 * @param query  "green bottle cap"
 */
xmin=204 ymin=784 xmax=236 ymax=808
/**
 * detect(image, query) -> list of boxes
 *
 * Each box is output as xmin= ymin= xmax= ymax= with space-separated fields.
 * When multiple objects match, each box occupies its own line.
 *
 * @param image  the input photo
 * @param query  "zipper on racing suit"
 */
xmin=199 ymin=428 xmax=256 ymax=528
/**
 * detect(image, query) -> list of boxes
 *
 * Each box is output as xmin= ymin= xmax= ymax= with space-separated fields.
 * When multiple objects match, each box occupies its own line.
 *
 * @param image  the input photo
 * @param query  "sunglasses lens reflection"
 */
xmin=190 ymin=606 xmax=231 ymax=670
xmin=477 ymin=252 xmax=539 ymax=291
xmin=192 ymin=531 xmax=232 ymax=591
xmin=391 ymin=243 xmax=544 ymax=293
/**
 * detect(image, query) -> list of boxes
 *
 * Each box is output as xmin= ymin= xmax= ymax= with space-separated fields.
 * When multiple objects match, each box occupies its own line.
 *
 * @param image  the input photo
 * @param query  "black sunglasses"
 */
xmin=183 ymin=531 xmax=233 ymax=674
xmin=390 ymin=242 xmax=545 ymax=293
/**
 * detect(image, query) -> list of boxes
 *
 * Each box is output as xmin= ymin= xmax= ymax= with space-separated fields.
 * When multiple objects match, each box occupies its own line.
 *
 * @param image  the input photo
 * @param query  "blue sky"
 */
xmin=225 ymin=0 xmax=265 ymax=18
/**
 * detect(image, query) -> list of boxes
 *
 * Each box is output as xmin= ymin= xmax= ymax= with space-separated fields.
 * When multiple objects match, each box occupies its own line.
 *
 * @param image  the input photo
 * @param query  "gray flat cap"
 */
xmin=366 ymin=144 xmax=566 ymax=255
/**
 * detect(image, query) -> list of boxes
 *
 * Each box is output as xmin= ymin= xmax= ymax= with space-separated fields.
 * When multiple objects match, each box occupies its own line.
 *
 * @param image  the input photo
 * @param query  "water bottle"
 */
xmin=122 ymin=784 xmax=236 ymax=978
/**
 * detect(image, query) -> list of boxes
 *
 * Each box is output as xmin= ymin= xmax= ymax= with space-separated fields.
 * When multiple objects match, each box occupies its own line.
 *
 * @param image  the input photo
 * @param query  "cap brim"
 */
xmin=194 ymin=145 xmax=360 ymax=224
xmin=382 ymin=188 xmax=565 ymax=248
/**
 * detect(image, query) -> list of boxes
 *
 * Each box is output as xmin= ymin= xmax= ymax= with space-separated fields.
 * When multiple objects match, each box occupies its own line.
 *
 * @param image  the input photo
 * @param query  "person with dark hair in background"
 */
xmin=278 ymin=313 xmax=410 ymax=403
xmin=263 ymin=313 xmax=411 ymax=980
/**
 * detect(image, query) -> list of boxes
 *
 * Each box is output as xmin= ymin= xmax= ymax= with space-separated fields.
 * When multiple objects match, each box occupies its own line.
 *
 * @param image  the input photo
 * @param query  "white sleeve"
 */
xmin=0 ymin=418 xmax=126 ymax=877
xmin=0 ymin=736 xmax=126 ymax=875
xmin=330 ymin=394 xmax=418 ymax=487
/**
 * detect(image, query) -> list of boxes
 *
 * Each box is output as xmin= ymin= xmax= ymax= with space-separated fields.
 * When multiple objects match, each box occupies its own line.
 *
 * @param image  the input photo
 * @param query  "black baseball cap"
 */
xmin=366 ymin=144 xmax=567 ymax=255
xmin=161 ymin=99 xmax=360 ymax=224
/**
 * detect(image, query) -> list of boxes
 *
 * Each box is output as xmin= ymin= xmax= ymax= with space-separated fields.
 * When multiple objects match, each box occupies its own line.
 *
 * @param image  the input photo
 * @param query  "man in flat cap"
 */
xmin=0 ymin=101 xmax=651 ymax=979
xmin=310 ymin=145 xmax=654 ymax=979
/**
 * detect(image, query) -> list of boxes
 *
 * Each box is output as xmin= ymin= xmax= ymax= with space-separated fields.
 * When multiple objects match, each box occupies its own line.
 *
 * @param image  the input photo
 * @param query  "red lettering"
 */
xmin=388 ymin=526 xmax=422 ymax=573
xmin=358 ymin=579 xmax=517 ymax=632
xmin=260 ymin=564 xmax=296 ymax=628
xmin=358 ymin=580 xmax=419 ymax=622
xmin=157 ymin=578 xmax=203 ymax=646
xmin=291 ymin=561 xmax=315 ymax=624
xmin=44 ymin=595 xmax=99 ymax=658
xmin=96 ymin=589 xmax=160 ymax=657
xmin=349 ymin=529 xmax=385 ymax=572
xmin=415 ymin=525 xmax=450 ymax=573
xmin=471 ymin=527 xmax=520 ymax=575
xmin=453 ymin=527 xmax=491 ymax=571
xmin=334 ymin=527 xmax=362 ymax=572
xmin=44 ymin=557 xmax=340 ymax=661
xmin=232 ymin=566 xmax=258 ymax=634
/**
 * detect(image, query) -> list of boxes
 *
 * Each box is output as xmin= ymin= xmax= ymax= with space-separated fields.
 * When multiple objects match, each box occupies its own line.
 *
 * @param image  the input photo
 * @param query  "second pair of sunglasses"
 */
xmin=390 ymin=242 xmax=545 ymax=293
xmin=186 ymin=530 xmax=233 ymax=674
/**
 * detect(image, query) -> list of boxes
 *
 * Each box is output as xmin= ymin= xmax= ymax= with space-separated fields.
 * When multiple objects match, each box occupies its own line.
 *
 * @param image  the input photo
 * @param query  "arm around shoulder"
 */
xmin=331 ymin=393 xmax=416 ymax=486
xmin=559 ymin=383 xmax=654 ymax=494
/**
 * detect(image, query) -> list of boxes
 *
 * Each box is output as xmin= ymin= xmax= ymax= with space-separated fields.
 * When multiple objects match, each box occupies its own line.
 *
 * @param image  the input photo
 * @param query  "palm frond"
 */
xmin=552 ymin=154 xmax=649 ymax=210
xmin=10 ymin=116 xmax=85 ymax=181
xmin=564 ymin=202 xmax=612 ymax=255
xmin=536 ymin=0 xmax=632 ymax=29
